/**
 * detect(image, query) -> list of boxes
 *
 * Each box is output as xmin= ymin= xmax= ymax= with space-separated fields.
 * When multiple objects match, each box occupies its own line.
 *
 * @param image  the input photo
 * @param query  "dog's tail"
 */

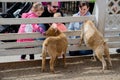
xmin=104 ymin=38 xmax=109 ymax=42
xmin=103 ymin=38 xmax=109 ymax=45
xmin=41 ymin=40 xmax=48 ymax=58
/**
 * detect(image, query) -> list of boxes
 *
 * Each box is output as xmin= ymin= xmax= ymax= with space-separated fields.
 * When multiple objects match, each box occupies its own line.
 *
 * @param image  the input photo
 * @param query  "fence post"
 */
xmin=95 ymin=0 xmax=106 ymax=35
xmin=2 ymin=2 xmax=7 ymax=13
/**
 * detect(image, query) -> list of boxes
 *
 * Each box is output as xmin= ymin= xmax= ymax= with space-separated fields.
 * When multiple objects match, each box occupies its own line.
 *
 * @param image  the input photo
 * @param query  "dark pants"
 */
xmin=21 ymin=54 xmax=34 ymax=59
xmin=69 ymin=50 xmax=93 ymax=56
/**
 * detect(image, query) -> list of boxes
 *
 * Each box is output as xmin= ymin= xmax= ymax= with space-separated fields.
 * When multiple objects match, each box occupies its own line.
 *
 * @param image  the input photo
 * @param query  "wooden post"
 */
xmin=95 ymin=0 xmax=106 ymax=35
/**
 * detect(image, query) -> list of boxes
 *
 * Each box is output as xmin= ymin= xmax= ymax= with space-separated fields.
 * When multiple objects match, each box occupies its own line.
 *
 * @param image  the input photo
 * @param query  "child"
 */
xmin=51 ymin=12 xmax=67 ymax=32
xmin=17 ymin=2 xmax=44 ymax=60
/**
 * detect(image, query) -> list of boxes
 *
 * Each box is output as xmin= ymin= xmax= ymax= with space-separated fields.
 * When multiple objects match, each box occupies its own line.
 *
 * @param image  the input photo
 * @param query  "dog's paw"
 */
xmin=91 ymin=57 xmax=97 ymax=61
xmin=41 ymin=68 xmax=45 ymax=72
xmin=107 ymin=65 xmax=112 ymax=70
xmin=50 ymin=70 xmax=55 ymax=74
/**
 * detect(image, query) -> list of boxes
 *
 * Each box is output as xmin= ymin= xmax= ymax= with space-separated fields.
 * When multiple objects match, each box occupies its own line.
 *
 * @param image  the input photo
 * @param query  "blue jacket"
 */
xmin=68 ymin=11 xmax=91 ymax=31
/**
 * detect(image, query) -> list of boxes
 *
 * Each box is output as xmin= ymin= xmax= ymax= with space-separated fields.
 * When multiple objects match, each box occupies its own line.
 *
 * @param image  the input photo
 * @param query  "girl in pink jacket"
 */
xmin=17 ymin=3 xmax=44 ymax=60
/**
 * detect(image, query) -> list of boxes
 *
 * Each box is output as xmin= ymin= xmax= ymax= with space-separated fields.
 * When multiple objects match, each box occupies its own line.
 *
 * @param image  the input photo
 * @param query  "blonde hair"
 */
xmin=31 ymin=2 xmax=44 ymax=12
xmin=53 ymin=13 xmax=61 ymax=17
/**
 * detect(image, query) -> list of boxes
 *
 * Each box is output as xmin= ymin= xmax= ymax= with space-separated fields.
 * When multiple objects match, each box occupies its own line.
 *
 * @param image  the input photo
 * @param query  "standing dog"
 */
xmin=41 ymin=25 xmax=68 ymax=73
xmin=80 ymin=20 xmax=112 ymax=71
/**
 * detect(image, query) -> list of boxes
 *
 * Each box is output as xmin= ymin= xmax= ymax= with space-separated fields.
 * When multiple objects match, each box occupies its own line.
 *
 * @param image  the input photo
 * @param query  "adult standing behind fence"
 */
xmin=39 ymin=1 xmax=63 ymax=31
xmin=68 ymin=1 xmax=91 ymax=36
xmin=68 ymin=1 xmax=93 ymax=56
xmin=17 ymin=3 xmax=44 ymax=60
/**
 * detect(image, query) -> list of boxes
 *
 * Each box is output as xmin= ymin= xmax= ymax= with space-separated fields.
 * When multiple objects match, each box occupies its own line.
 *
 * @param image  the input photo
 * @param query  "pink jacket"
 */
xmin=17 ymin=11 xmax=44 ymax=42
xmin=52 ymin=23 xmax=67 ymax=32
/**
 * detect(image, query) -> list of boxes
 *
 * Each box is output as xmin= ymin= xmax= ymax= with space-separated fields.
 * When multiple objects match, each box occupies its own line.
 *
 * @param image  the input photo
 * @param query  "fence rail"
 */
xmin=0 ymin=0 xmax=90 ymax=2
xmin=0 ymin=16 xmax=94 ymax=24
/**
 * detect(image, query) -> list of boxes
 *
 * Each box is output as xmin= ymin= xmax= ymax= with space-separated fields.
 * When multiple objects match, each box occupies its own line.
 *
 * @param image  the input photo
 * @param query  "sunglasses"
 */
xmin=52 ymin=6 xmax=59 ymax=8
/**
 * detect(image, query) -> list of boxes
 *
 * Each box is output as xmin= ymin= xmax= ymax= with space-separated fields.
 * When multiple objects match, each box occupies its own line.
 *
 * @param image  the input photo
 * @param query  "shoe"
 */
xmin=116 ymin=49 xmax=120 ymax=53
xmin=20 ymin=58 xmax=27 ymax=61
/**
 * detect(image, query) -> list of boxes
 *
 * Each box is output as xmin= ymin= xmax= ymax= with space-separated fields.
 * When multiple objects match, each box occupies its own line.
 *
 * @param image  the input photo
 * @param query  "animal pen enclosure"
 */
xmin=0 ymin=0 xmax=120 ymax=79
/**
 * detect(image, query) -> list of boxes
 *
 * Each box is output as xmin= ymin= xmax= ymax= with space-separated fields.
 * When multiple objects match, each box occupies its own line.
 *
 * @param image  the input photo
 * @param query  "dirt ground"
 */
xmin=1 ymin=56 xmax=120 ymax=80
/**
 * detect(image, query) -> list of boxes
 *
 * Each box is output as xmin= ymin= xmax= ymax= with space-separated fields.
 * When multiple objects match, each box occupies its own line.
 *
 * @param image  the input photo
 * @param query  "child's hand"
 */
xmin=37 ymin=27 xmax=45 ymax=35
xmin=42 ymin=32 xmax=46 ymax=36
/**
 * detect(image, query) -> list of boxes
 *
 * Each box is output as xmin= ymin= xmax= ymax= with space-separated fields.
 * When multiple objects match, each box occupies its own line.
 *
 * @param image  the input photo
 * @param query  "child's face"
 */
xmin=35 ymin=11 xmax=44 ymax=16
xmin=79 ymin=6 xmax=89 ymax=16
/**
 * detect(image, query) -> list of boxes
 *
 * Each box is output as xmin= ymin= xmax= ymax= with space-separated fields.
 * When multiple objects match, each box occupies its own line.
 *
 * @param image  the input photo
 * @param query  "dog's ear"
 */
xmin=51 ymin=23 xmax=58 ymax=33
xmin=51 ymin=23 xmax=57 ymax=29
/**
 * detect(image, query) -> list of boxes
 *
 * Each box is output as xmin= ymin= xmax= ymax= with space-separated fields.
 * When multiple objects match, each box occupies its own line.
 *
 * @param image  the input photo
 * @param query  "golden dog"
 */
xmin=80 ymin=20 xmax=112 ymax=71
xmin=41 ymin=25 xmax=68 ymax=73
